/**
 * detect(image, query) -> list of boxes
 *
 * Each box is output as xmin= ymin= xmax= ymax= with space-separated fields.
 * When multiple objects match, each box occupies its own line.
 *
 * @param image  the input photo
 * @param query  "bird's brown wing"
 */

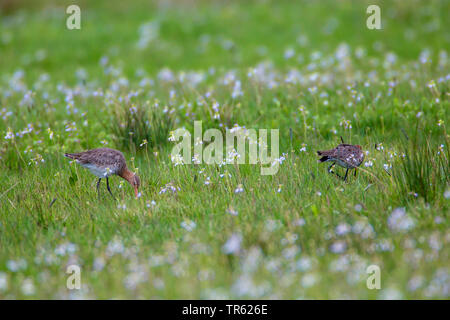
xmin=317 ymin=148 xmax=337 ymax=157
xmin=317 ymin=148 xmax=338 ymax=162
xmin=65 ymin=148 xmax=126 ymax=168
xmin=336 ymin=145 xmax=364 ymax=167
xmin=64 ymin=152 xmax=90 ymax=164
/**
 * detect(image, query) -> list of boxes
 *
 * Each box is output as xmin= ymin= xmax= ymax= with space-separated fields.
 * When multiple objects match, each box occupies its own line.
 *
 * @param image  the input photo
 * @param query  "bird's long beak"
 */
xmin=134 ymin=187 xmax=139 ymax=198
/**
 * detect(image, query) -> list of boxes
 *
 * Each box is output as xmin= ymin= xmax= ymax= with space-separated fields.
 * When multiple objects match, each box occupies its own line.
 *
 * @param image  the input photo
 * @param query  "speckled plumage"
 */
xmin=317 ymin=144 xmax=364 ymax=169
xmin=65 ymin=148 xmax=126 ymax=177
xmin=64 ymin=148 xmax=140 ymax=198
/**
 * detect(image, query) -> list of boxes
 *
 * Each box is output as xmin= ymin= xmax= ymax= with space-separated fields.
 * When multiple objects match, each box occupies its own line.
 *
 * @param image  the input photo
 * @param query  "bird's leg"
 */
xmin=106 ymin=177 xmax=115 ymax=199
xmin=96 ymin=178 xmax=102 ymax=199
xmin=343 ymin=168 xmax=349 ymax=181
xmin=328 ymin=162 xmax=344 ymax=180
xmin=328 ymin=162 xmax=335 ymax=173
xmin=354 ymin=168 xmax=357 ymax=177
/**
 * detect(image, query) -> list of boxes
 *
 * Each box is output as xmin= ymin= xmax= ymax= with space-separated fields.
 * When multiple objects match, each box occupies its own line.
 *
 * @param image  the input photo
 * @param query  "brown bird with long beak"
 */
xmin=317 ymin=143 xmax=364 ymax=181
xmin=64 ymin=148 xmax=140 ymax=199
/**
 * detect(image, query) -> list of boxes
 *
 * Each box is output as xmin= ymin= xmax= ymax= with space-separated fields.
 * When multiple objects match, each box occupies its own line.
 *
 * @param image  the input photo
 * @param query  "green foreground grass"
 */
xmin=0 ymin=0 xmax=449 ymax=299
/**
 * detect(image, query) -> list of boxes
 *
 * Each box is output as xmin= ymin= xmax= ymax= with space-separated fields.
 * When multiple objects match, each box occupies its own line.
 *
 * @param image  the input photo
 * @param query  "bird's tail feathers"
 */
xmin=318 ymin=156 xmax=330 ymax=162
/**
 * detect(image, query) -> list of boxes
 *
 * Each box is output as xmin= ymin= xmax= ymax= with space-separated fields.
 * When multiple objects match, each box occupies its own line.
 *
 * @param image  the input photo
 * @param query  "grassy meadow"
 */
xmin=0 ymin=0 xmax=449 ymax=299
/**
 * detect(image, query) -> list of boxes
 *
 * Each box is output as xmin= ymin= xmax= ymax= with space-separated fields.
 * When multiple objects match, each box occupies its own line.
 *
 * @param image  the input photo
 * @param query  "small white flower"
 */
xmin=294 ymin=218 xmax=306 ymax=227
xmin=146 ymin=200 xmax=156 ymax=208
xmin=335 ymin=223 xmax=351 ymax=236
xmin=21 ymin=278 xmax=35 ymax=296
xmin=192 ymin=154 xmax=201 ymax=165
xmin=227 ymin=207 xmax=238 ymax=216
xmin=181 ymin=220 xmax=196 ymax=232
xmin=296 ymin=257 xmax=312 ymax=271
xmin=434 ymin=216 xmax=443 ymax=224
xmin=93 ymin=257 xmax=105 ymax=271
xmin=171 ymin=154 xmax=185 ymax=166
xmin=271 ymin=155 xmax=286 ymax=167
xmin=388 ymin=207 xmax=415 ymax=232
xmin=222 ymin=233 xmax=242 ymax=254
xmin=339 ymin=119 xmax=352 ymax=129
xmin=7 ymin=259 xmax=27 ymax=272
xmin=444 ymin=189 xmax=450 ymax=199
xmin=0 ymin=272 xmax=8 ymax=291
xmin=380 ymin=287 xmax=403 ymax=300
xmin=234 ymin=184 xmax=244 ymax=193
xmin=301 ymin=273 xmax=317 ymax=288
xmin=330 ymin=240 xmax=347 ymax=254
xmin=159 ymin=183 xmax=180 ymax=195
xmin=284 ymin=48 xmax=295 ymax=59
xmin=408 ymin=276 xmax=424 ymax=292
xmin=106 ymin=239 xmax=124 ymax=256
xmin=4 ymin=128 xmax=14 ymax=140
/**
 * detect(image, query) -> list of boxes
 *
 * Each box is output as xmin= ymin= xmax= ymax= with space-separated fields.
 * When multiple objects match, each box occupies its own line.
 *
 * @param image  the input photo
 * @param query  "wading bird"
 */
xmin=64 ymin=148 xmax=140 ymax=199
xmin=317 ymin=143 xmax=364 ymax=181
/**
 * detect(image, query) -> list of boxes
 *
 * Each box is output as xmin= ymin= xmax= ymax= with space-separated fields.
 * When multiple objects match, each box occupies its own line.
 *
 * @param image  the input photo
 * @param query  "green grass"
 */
xmin=0 ymin=0 xmax=449 ymax=299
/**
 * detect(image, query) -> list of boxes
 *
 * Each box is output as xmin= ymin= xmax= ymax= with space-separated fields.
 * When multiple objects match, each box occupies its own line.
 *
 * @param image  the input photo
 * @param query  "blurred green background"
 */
xmin=1 ymin=0 xmax=448 ymax=81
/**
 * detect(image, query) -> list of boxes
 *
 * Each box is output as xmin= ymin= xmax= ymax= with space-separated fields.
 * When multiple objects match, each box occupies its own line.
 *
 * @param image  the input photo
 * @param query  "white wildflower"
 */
xmin=388 ymin=207 xmax=415 ymax=232
xmin=222 ymin=233 xmax=242 ymax=254
xmin=181 ymin=220 xmax=196 ymax=232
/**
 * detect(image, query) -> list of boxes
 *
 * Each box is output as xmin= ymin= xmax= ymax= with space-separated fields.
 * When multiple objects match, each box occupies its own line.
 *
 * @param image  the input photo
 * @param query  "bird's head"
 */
xmin=355 ymin=145 xmax=362 ymax=150
xmin=132 ymin=174 xmax=141 ymax=198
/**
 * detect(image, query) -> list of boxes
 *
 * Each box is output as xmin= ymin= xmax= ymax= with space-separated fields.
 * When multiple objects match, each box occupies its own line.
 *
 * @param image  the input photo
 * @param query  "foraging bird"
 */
xmin=317 ymin=144 xmax=364 ymax=181
xmin=64 ymin=148 xmax=140 ymax=198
